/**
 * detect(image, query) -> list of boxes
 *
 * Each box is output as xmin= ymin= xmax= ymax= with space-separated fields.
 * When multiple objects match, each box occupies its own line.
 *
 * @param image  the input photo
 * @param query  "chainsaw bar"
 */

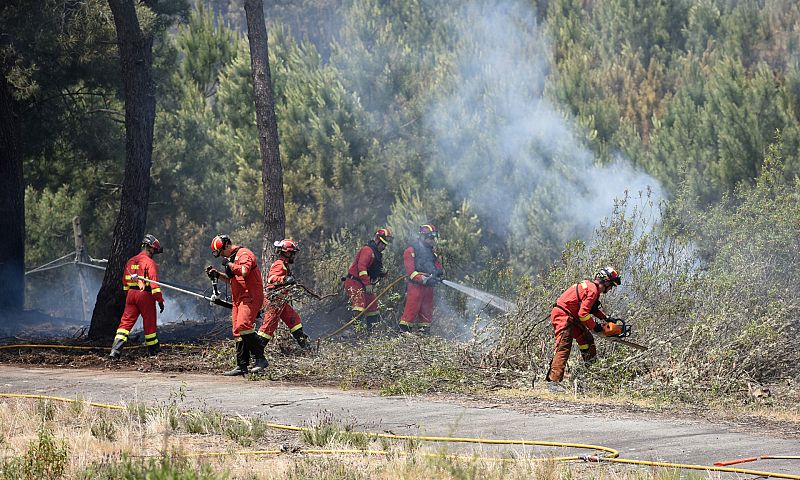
xmin=605 ymin=337 xmax=648 ymax=351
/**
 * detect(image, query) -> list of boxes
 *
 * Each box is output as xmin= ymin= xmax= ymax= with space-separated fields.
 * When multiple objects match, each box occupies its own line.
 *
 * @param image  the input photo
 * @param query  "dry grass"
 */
xmin=0 ymin=397 xmax=726 ymax=479
xmin=1 ymin=331 xmax=799 ymax=431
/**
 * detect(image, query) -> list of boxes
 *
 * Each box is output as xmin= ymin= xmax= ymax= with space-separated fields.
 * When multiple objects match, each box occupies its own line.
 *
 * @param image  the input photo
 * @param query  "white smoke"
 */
xmin=425 ymin=0 xmax=663 ymax=255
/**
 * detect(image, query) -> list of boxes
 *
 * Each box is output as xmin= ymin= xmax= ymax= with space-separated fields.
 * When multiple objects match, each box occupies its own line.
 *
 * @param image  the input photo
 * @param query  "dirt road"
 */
xmin=1 ymin=366 xmax=797 ymax=475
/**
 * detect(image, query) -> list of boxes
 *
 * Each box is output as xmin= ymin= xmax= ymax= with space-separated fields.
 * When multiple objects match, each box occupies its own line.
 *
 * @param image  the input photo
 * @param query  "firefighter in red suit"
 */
xmin=399 ymin=224 xmax=444 ymax=334
xmin=545 ymin=266 xmax=623 ymax=389
xmin=109 ymin=234 xmax=165 ymax=358
xmin=344 ymin=228 xmax=393 ymax=332
xmin=257 ymin=239 xmax=310 ymax=348
xmin=206 ymin=234 xmax=268 ymax=376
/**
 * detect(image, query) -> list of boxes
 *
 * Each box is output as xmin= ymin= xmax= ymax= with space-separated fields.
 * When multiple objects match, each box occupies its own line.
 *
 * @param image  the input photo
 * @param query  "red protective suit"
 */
xmin=546 ymin=280 xmax=608 ymax=382
xmin=400 ymin=241 xmax=443 ymax=328
xmin=344 ymin=241 xmax=384 ymax=319
xmin=257 ymin=257 xmax=302 ymax=341
xmin=114 ymin=252 xmax=164 ymax=348
xmin=227 ymin=246 xmax=264 ymax=338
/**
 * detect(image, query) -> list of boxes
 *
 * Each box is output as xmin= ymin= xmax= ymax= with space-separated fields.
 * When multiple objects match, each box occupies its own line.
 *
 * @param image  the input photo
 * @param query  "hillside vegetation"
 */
xmin=7 ymin=0 xmax=800 ymax=399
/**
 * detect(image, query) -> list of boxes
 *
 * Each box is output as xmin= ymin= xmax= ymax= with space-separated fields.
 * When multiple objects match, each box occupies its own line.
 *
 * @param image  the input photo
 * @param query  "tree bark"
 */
xmin=244 ymin=0 xmax=286 ymax=268
xmin=88 ymin=0 xmax=156 ymax=340
xmin=0 ymin=56 xmax=25 ymax=313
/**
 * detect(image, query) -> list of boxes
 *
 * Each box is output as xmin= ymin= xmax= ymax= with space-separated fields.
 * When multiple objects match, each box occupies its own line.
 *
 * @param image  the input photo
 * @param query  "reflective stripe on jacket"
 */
xmin=122 ymin=252 xmax=163 ymax=303
xmin=554 ymin=280 xmax=607 ymax=329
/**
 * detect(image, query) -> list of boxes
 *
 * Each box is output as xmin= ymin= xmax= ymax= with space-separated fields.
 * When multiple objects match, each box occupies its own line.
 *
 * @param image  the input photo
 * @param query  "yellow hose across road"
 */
xmin=0 ymin=393 xmax=798 ymax=479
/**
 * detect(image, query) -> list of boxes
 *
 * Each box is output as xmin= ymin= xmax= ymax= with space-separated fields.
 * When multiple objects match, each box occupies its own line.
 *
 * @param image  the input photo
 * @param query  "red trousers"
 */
xmin=546 ymin=308 xmax=597 ymax=382
xmin=231 ymin=298 xmax=259 ymax=337
xmin=344 ymin=279 xmax=380 ymax=318
xmin=116 ymin=290 xmax=158 ymax=346
xmin=257 ymin=301 xmax=302 ymax=340
xmin=400 ymin=283 xmax=434 ymax=326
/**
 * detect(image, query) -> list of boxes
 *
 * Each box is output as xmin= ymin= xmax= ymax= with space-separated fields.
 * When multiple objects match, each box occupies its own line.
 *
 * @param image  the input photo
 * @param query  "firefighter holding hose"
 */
xmin=109 ymin=234 xmax=165 ymax=359
xmin=399 ymin=224 xmax=444 ymax=334
xmin=206 ymin=234 xmax=268 ymax=376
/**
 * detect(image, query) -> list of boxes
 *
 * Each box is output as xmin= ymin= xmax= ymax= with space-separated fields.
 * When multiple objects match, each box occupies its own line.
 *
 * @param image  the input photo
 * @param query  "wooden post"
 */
xmin=73 ymin=216 xmax=91 ymax=323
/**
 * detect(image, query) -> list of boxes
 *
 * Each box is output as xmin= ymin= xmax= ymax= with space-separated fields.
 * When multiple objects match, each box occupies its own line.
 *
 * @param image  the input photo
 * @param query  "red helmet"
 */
xmin=375 ymin=227 xmax=394 ymax=245
xmin=273 ymin=239 xmax=300 ymax=255
xmin=419 ymin=224 xmax=438 ymax=239
xmin=142 ymin=234 xmax=163 ymax=254
xmin=210 ymin=234 xmax=231 ymax=258
xmin=595 ymin=266 xmax=621 ymax=286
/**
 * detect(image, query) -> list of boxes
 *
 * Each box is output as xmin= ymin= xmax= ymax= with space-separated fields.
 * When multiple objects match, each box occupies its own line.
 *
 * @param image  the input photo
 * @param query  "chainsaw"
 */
xmin=603 ymin=318 xmax=647 ymax=351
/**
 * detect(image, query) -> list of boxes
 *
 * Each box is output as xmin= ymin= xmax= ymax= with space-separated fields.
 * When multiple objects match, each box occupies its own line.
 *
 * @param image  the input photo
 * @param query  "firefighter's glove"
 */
xmin=283 ymin=275 xmax=296 ymax=286
xmin=158 ymin=301 xmax=165 ymax=313
xmin=364 ymin=284 xmax=375 ymax=295
xmin=602 ymin=321 xmax=624 ymax=337
xmin=435 ymin=268 xmax=445 ymax=279
xmin=593 ymin=322 xmax=604 ymax=334
xmin=422 ymin=275 xmax=438 ymax=286
xmin=205 ymin=265 xmax=219 ymax=280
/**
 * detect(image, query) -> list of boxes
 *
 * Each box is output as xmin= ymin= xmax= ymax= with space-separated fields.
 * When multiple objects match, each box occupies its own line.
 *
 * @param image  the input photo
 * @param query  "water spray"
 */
xmin=440 ymin=279 xmax=515 ymax=312
xmin=439 ymin=279 xmax=647 ymax=350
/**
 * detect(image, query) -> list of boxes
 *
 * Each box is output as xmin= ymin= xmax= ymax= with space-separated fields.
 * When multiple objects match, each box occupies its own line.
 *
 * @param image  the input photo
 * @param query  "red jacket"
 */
xmin=122 ymin=252 xmax=163 ymax=303
xmin=228 ymin=246 xmax=264 ymax=306
xmin=266 ymin=257 xmax=291 ymax=289
xmin=554 ymin=280 xmax=608 ymax=329
xmin=347 ymin=244 xmax=378 ymax=287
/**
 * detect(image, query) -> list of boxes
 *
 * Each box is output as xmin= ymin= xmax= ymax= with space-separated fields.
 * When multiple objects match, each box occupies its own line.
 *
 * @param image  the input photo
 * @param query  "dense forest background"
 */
xmin=7 ymin=0 xmax=800 ymax=347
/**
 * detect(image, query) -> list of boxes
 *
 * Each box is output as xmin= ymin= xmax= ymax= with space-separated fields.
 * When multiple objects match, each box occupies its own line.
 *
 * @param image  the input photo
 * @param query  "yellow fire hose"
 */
xmin=0 ymin=392 xmax=797 ymax=479
xmin=319 ymin=274 xmax=406 ymax=341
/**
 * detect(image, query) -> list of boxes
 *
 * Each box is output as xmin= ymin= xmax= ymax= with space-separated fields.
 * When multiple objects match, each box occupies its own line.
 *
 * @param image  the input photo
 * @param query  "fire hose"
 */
xmin=129 ymin=274 xmax=232 ymax=309
xmin=319 ymin=275 xmax=406 ymax=341
xmin=0 ymin=392 xmax=797 ymax=479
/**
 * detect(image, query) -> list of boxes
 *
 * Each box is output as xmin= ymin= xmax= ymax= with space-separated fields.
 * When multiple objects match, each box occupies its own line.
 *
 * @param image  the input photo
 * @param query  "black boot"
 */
xmin=109 ymin=338 xmax=126 ymax=359
xmin=242 ymin=333 xmax=265 ymax=358
xmin=147 ymin=343 xmax=161 ymax=356
xmin=399 ymin=323 xmax=411 ymax=333
xmin=365 ymin=316 xmax=379 ymax=333
xmin=291 ymin=327 xmax=310 ymax=348
xmin=222 ymin=365 xmax=248 ymax=376
xmin=417 ymin=324 xmax=431 ymax=336
xmin=242 ymin=333 xmax=267 ymax=373
xmin=223 ymin=339 xmax=249 ymax=376
xmin=251 ymin=357 xmax=269 ymax=373
xmin=257 ymin=333 xmax=271 ymax=349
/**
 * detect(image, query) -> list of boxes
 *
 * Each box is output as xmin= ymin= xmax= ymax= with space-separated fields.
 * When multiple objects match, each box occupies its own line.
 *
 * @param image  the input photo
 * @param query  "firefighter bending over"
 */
xmin=206 ymin=234 xmax=268 ymax=376
xmin=344 ymin=228 xmax=393 ymax=332
xmin=257 ymin=239 xmax=310 ymax=349
xmin=545 ymin=266 xmax=623 ymax=391
xmin=109 ymin=234 xmax=165 ymax=359
xmin=399 ymin=224 xmax=444 ymax=334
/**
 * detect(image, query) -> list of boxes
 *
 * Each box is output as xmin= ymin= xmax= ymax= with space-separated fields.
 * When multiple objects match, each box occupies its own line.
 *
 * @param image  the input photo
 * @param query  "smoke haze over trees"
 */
xmin=6 ymin=0 xmax=800 ymax=346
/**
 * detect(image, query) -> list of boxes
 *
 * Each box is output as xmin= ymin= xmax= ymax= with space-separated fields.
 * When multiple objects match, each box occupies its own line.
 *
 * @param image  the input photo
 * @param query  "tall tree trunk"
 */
xmin=0 ymin=56 xmax=25 ymax=313
xmin=88 ymin=0 xmax=156 ymax=340
xmin=244 ymin=0 xmax=286 ymax=268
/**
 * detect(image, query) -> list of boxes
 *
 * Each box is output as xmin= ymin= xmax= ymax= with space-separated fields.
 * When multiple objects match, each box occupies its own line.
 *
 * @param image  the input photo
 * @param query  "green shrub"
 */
xmin=90 ymin=413 xmax=116 ymax=441
xmin=78 ymin=454 xmax=223 ymax=480
xmin=0 ymin=426 xmax=69 ymax=480
xmin=301 ymin=415 xmax=370 ymax=450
